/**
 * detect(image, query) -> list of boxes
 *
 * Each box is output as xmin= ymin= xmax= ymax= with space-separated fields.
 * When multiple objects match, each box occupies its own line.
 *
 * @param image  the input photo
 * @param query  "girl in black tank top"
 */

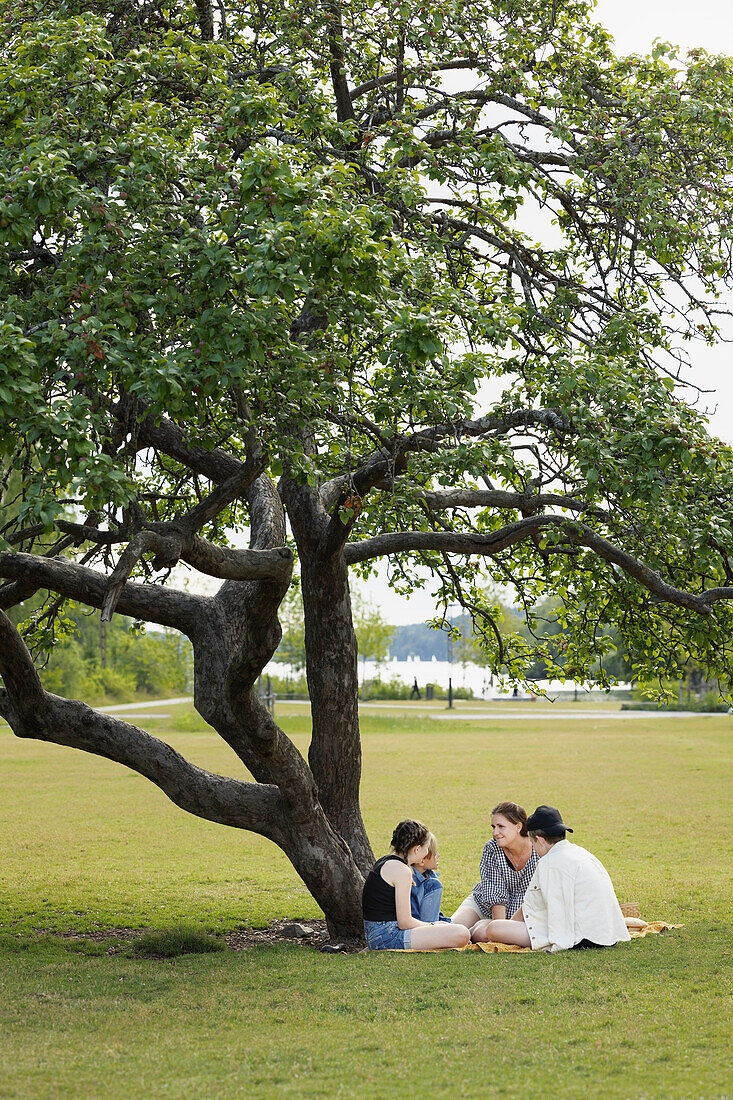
xmin=362 ymin=854 xmax=407 ymax=921
xmin=361 ymin=820 xmax=471 ymax=952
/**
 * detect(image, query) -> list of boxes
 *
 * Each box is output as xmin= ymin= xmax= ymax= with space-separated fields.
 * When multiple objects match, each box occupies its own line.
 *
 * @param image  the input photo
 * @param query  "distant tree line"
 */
xmin=6 ymin=600 xmax=192 ymax=702
xmin=389 ymin=601 xmax=634 ymax=683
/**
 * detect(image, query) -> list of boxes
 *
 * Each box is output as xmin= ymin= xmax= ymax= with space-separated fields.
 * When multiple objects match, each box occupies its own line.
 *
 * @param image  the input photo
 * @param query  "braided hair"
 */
xmin=390 ymin=819 xmax=430 ymax=858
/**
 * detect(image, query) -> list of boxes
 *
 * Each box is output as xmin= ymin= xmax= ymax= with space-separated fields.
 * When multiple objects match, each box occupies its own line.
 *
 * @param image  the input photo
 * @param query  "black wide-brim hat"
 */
xmin=526 ymin=805 xmax=573 ymax=836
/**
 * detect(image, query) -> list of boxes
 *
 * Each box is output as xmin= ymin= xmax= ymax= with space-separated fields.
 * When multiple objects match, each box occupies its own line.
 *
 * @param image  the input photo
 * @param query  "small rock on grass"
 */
xmin=280 ymin=923 xmax=314 ymax=939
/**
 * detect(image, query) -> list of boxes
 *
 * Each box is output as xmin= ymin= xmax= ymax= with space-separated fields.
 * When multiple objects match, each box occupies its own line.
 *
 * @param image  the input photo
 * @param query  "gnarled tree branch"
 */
xmin=317 ymin=408 xmax=572 ymax=557
xmin=194 ymin=0 xmax=214 ymax=41
xmin=343 ymin=517 xmax=733 ymax=615
xmin=183 ymin=537 xmax=293 ymax=581
xmin=0 ymin=551 xmax=204 ymax=633
xmin=0 ymin=660 xmax=287 ymax=839
xmin=101 ymin=530 xmax=176 ymax=621
xmin=0 ymin=610 xmax=46 ymax=725
xmin=416 ymin=486 xmax=610 ymax=523
xmin=100 ymin=453 xmax=268 ymax=619
xmin=327 ymin=3 xmax=356 ymax=123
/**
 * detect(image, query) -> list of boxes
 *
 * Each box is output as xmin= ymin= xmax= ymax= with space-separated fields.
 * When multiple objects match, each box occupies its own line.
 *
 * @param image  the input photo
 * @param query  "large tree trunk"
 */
xmin=0 ymin=474 xmax=370 ymax=939
xmin=188 ymin=476 xmax=369 ymax=935
xmin=282 ymin=479 xmax=374 ymax=876
xmin=300 ymin=551 xmax=374 ymax=874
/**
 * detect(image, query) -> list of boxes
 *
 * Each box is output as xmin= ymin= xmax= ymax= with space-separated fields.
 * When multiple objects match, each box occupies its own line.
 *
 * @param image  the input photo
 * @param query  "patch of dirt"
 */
xmin=38 ymin=927 xmax=146 ymax=943
xmin=32 ymin=926 xmax=149 ymax=956
xmin=32 ymin=920 xmax=366 ymax=954
xmin=225 ymin=919 xmax=365 ymax=954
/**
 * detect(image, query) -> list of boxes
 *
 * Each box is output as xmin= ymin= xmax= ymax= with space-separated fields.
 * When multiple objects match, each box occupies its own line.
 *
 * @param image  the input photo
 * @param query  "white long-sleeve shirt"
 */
xmin=522 ymin=840 xmax=631 ymax=953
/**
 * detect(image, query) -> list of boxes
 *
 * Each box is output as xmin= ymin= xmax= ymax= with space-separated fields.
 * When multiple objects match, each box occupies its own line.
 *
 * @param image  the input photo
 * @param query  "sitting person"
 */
xmin=451 ymin=800 xmax=538 ymax=936
xmin=484 ymin=805 xmax=631 ymax=952
xmin=411 ymin=832 xmax=451 ymax=924
xmin=362 ymin=820 xmax=471 ymax=951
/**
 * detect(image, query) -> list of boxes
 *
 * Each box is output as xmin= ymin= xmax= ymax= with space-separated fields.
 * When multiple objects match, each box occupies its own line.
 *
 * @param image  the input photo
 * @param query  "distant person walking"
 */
xmin=410 ymin=677 xmax=421 ymax=700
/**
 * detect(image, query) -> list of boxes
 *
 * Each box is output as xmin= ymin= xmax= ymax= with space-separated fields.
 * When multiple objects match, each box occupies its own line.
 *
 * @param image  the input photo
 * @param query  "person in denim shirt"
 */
xmin=362 ymin=820 xmax=470 ymax=951
xmin=411 ymin=833 xmax=452 ymax=923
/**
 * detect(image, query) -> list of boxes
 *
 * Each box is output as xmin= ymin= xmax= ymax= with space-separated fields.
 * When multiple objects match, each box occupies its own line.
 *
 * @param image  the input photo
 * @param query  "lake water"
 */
xmin=269 ymin=656 xmax=630 ymax=700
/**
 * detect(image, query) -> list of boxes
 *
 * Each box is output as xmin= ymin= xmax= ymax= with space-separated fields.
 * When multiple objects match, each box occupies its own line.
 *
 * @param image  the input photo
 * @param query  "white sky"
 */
xmin=592 ymin=0 xmax=733 ymax=439
xmin=361 ymin=0 xmax=733 ymax=623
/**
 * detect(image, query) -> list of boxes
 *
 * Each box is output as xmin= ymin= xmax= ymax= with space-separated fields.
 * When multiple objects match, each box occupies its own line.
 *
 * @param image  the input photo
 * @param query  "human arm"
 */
xmin=491 ymin=904 xmax=508 ymax=919
xmin=542 ymin=870 xmax=576 ymax=952
xmin=474 ymin=842 xmax=510 ymax=918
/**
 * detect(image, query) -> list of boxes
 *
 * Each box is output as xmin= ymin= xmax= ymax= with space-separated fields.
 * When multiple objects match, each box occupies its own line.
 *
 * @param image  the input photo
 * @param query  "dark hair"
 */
xmin=491 ymin=801 xmax=529 ymax=837
xmin=528 ymin=829 xmax=565 ymax=845
xmin=390 ymin=819 xmax=430 ymax=857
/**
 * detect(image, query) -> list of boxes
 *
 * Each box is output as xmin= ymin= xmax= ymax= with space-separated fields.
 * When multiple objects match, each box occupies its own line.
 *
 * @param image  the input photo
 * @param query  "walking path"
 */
xmin=97 ymin=696 xmax=728 ymax=720
xmin=98 ymin=697 xmax=191 ymax=712
xmin=427 ymin=709 xmax=726 ymax=720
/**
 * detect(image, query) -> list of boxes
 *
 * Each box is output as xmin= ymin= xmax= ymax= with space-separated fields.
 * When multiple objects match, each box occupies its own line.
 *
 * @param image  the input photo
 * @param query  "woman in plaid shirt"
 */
xmin=450 ymin=801 xmax=538 ymax=939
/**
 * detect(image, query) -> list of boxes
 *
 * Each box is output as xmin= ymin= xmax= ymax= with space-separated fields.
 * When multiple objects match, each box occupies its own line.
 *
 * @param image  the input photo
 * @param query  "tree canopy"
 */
xmin=2 ymin=0 xmax=733 ymax=932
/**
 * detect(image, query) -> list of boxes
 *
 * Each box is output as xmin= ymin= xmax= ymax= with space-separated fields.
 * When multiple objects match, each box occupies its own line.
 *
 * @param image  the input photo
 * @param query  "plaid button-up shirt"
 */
xmin=472 ymin=839 xmax=539 ymax=918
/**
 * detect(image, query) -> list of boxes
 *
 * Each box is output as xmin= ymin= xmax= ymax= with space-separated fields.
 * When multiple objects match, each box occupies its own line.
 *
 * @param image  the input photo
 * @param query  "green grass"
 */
xmin=1 ymin=703 xmax=732 ymax=1098
xmin=131 ymin=925 xmax=225 ymax=958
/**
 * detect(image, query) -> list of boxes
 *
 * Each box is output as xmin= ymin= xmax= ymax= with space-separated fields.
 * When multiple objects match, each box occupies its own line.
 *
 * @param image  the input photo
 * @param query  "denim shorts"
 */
xmin=363 ymin=919 xmax=412 ymax=950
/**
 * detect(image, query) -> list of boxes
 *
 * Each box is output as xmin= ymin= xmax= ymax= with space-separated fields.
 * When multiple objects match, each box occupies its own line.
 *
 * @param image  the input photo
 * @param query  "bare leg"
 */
xmin=469 ymin=919 xmax=493 ymax=943
xmin=486 ymin=918 xmax=532 ymax=947
xmin=450 ymin=902 xmax=482 ymax=929
xmin=409 ymin=923 xmax=472 ymax=950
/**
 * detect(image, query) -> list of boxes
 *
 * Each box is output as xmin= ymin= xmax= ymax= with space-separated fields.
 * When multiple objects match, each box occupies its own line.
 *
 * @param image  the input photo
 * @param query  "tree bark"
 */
xmin=1 ymin=594 xmax=367 ymax=937
xmin=283 ymin=479 xmax=374 ymax=876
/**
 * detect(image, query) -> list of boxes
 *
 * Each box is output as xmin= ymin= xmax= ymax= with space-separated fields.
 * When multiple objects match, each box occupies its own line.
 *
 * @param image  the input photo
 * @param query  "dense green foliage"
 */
xmin=27 ymin=603 xmax=191 ymax=700
xmin=41 ymin=607 xmax=189 ymax=699
xmin=2 ymin=0 xmax=733 ymax=695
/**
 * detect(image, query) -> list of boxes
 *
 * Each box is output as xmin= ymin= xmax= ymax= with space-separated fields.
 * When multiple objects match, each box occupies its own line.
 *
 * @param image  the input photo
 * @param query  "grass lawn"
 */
xmin=1 ymin=703 xmax=731 ymax=1098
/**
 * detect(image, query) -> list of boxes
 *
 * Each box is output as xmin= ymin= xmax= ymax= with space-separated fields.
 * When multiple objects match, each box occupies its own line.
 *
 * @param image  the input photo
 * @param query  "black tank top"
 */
xmin=362 ymin=855 xmax=406 ymax=921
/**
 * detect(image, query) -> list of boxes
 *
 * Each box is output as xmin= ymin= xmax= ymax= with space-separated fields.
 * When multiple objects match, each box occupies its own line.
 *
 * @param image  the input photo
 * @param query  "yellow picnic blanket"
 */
xmin=398 ymin=921 xmax=682 ymax=953
xmin=471 ymin=921 xmax=681 ymax=953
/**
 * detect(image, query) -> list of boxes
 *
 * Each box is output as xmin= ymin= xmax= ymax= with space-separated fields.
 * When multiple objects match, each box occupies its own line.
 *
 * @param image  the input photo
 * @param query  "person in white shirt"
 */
xmin=483 ymin=805 xmax=631 ymax=953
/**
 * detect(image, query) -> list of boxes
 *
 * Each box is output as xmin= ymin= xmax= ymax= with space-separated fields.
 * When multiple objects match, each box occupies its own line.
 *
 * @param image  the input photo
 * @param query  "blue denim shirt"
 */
xmin=411 ymin=868 xmax=450 ymax=922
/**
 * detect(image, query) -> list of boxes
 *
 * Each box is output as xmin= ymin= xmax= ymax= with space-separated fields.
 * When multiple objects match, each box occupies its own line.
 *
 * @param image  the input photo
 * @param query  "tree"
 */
xmin=452 ymin=594 xmax=635 ymax=684
xmin=40 ymin=605 xmax=192 ymax=699
xmin=272 ymin=584 xmax=307 ymax=674
xmin=352 ymin=594 xmax=394 ymax=692
xmin=2 ymin=0 xmax=733 ymax=934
